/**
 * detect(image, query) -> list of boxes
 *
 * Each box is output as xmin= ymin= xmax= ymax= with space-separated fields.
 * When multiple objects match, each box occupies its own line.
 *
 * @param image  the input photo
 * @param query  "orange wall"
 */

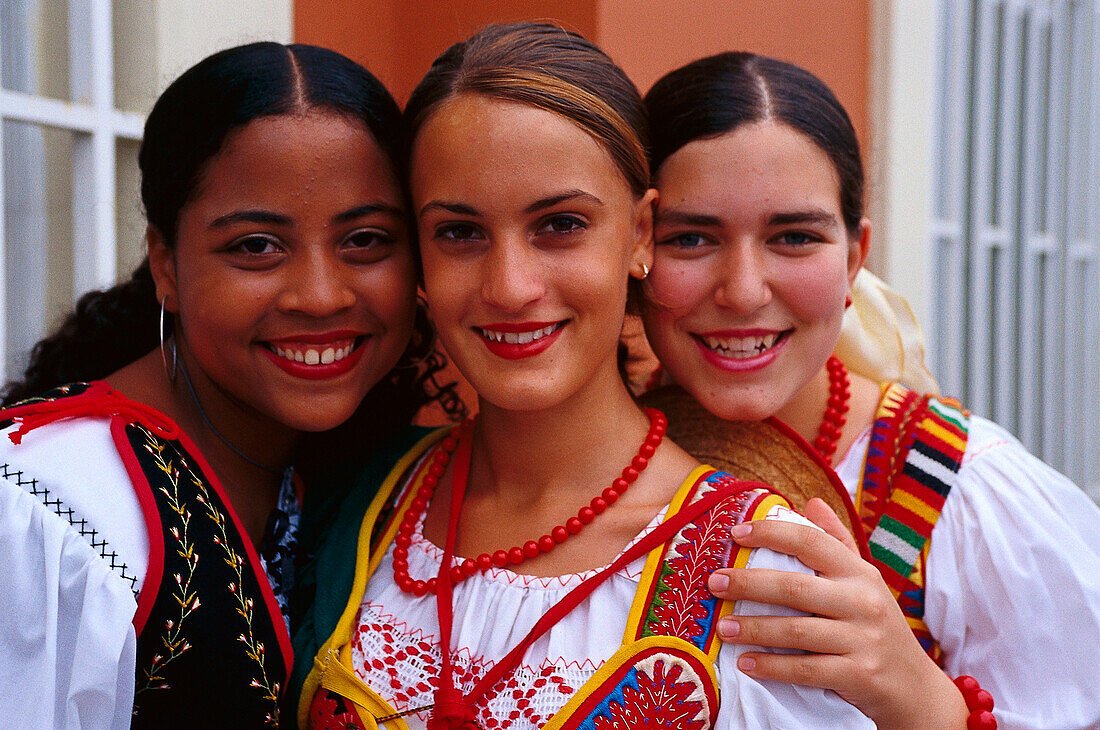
xmin=596 ymin=0 xmax=870 ymax=155
xmin=295 ymin=0 xmax=869 ymax=145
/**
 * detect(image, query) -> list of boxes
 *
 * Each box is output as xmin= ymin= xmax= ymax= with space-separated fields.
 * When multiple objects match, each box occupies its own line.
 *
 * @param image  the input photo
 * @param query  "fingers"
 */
xmin=708 ymin=566 xmax=854 ymax=617
xmin=728 ymin=518 xmax=870 ymax=579
xmin=717 ymin=614 xmax=852 ymax=655
xmin=734 ymin=650 xmax=854 ymax=694
xmin=803 ymin=497 xmax=860 ymax=556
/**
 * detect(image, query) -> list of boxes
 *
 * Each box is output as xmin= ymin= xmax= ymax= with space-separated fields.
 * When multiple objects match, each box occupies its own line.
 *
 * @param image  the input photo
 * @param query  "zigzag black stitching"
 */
xmin=2 ymin=462 xmax=141 ymax=594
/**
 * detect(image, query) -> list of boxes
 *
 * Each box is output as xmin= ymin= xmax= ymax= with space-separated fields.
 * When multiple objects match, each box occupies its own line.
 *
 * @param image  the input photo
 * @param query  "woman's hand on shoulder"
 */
xmin=710 ymin=498 xmax=968 ymax=730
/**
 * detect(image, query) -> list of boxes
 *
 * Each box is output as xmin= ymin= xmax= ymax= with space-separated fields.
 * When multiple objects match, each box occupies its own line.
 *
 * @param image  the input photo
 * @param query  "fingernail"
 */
xmin=719 ymin=617 xmax=740 ymax=638
xmin=708 ymin=572 xmax=729 ymax=592
xmin=738 ymin=655 xmax=756 ymax=672
xmin=731 ymin=523 xmax=751 ymax=539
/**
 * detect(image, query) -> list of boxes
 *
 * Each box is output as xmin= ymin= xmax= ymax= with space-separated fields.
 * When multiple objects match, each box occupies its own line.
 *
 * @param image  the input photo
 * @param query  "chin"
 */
xmin=686 ymin=385 xmax=780 ymax=423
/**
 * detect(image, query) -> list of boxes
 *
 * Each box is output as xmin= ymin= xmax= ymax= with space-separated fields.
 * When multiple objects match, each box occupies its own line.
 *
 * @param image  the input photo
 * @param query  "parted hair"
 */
xmin=2 ymin=42 xmax=460 ymax=444
xmin=644 ymin=52 xmax=865 ymax=235
xmin=404 ymin=21 xmax=650 ymax=198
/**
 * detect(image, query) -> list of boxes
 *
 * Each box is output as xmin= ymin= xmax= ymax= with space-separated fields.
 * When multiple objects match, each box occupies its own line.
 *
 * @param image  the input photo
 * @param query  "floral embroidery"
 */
xmin=351 ymin=615 xmax=580 ymax=729
xmin=134 ymin=436 xmax=199 ymax=703
xmin=310 ymin=689 xmax=367 ymax=729
xmin=132 ymin=427 xmax=281 ymax=726
xmin=200 ymin=459 xmax=281 ymax=726
xmin=592 ymin=660 xmax=706 ymax=730
xmin=640 ymin=475 xmax=753 ymax=649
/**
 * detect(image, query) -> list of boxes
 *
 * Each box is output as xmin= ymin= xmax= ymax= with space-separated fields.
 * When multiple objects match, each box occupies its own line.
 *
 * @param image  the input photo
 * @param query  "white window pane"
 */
xmin=1 ymin=0 xmax=72 ymax=102
xmin=2 ymin=119 xmax=75 ymax=376
xmin=112 ymin=0 xmax=156 ymax=114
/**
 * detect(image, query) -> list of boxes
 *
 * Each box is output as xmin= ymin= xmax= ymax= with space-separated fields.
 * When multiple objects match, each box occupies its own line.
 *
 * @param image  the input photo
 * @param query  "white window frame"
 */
xmin=875 ymin=0 xmax=1100 ymax=498
xmin=1 ymin=0 xmax=144 ymax=382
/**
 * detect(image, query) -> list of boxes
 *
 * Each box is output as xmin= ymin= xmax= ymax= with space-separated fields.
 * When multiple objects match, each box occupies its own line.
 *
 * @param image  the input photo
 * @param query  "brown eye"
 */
xmin=232 ymin=235 xmax=280 ymax=255
xmin=437 ymin=223 xmax=481 ymax=242
xmin=538 ymin=215 xmax=585 ymax=235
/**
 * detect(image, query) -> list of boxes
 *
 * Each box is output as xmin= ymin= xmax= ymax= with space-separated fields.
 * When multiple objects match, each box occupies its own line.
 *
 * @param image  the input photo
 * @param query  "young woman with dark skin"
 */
xmin=640 ymin=52 xmax=1100 ymax=730
xmin=296 ymin=24 xmax=873 ymax=730
xmin=0 ymin=42 xmax=442 ymax=728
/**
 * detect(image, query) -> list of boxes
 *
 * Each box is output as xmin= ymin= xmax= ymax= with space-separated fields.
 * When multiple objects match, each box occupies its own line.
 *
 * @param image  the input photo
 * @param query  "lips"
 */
xmin=260 ymin=331 xmax=367 ymax=380
xmin=691 ymin=328 xmax=791 ymax=373
xmin=475 ymin=320 xmax=567 ymax=360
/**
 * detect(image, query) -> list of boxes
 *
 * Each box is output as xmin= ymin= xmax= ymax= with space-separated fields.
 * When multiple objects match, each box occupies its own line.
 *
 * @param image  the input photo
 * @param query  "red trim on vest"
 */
xmin=111 ymin=416 xmax=166 ymax=636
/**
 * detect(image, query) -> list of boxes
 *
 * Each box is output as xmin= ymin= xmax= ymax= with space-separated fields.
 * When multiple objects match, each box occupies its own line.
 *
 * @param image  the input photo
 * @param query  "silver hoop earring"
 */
xmin=160 ymin=296 xmax=178 ymax=382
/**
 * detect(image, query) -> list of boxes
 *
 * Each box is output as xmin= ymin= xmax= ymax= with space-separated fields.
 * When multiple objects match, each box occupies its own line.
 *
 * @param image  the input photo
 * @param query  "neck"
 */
xmin=470 ymin=376 xmax=649 ymax=507
xmin=775 ymin=363 xmax=830 ymax=446
xmin=109 ymin=347 xmax=298 ymax=543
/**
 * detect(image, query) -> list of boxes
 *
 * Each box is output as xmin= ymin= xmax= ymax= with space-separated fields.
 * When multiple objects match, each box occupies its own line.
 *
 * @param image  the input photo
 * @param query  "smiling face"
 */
xmin=642 ymin=121 xmax=866 ymax=422
xmin=411 ymin=95 xmax=653 ymax=413
xmin=151 ymin=111 xmax=416 ymax=432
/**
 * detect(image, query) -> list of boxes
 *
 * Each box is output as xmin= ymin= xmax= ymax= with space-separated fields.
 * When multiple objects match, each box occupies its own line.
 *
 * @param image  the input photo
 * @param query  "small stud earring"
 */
xmin=641 ymin=263 xmax=650 ymax=279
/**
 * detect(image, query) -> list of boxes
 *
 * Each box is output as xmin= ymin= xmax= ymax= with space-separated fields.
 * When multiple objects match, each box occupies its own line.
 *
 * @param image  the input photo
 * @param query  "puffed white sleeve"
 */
xmin=0 ymin=472 xmax=138 ymax=730
xmin=924 ymin=416 xmax=1100 ymax=730
xmin=715 ymin=504 xmax=875 ymax=729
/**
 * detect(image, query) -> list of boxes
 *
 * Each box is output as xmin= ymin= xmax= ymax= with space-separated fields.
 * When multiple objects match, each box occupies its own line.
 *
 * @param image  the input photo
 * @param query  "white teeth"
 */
xmin=703 ymin=332 xmax=782 ymax=359
xmin=269 ymin=341 xmax=356 ymax=366
xmin=480 ymin=324 xmax=559 ymax=344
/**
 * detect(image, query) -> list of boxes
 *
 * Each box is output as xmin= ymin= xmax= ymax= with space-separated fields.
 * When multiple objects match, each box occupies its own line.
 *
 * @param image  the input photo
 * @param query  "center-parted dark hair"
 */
xmin=644 ymin=52 xmax=865 ymax=235
xmin=404 ymin=22 xmax=650 ymax=198
xmin=3 ymin=42 xmax=461 ymax=437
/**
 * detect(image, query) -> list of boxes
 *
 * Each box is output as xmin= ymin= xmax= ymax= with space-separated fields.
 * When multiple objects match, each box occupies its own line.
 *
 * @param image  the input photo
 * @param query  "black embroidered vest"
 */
xmin=1 ymin=383 xmax=292 ymax=727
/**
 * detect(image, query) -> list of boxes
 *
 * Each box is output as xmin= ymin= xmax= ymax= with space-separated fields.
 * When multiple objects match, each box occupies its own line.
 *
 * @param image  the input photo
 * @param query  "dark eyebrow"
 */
xmin=768 ymin=209 xmax=839 ymax=227
xmin=418 ymin=201 xmax=479 ymax=219
xmin=655 ymin=209 xmax=723 ymax=228
xmin=525 ymin=190 xmax=604 ymax=214
xmin=333 ymin=203 xmax=405 ymax=224
xmin=211 ymin=203 xmax=404 ymax=229
xmin=210 ymin=210 xmax=292 ymax=228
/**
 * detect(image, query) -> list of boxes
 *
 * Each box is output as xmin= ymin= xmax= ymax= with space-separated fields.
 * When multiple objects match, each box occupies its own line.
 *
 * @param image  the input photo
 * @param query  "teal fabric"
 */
xmin=287 ymin=424 xmax=437 ymax=724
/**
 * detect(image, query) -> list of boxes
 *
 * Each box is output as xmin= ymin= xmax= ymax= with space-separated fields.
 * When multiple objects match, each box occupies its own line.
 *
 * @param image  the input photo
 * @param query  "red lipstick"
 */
xmin=477 ymin=321 xmax=566 ymax=360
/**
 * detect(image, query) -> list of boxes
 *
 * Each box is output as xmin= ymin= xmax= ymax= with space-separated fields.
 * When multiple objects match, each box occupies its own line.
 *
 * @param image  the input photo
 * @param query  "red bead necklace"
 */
xmin=392 ymin=407 xmax=668 ymax=596
xmin=812 ymin=355 xmax=851 ymax=464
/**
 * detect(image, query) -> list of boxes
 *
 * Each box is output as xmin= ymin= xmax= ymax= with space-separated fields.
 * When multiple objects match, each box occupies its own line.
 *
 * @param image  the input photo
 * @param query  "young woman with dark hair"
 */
xmin=296 ymin=23 xmax=872 ymax=730
xmin=0 ymin=42 xmax=442 ymax=728
xmin=639 ymin=51 xmax=1100 ymax=729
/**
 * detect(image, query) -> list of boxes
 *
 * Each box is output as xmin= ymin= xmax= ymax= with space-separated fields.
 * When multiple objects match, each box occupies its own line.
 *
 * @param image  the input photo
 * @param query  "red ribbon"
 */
xmin=2 ymin=382 xmax=181 ymax=445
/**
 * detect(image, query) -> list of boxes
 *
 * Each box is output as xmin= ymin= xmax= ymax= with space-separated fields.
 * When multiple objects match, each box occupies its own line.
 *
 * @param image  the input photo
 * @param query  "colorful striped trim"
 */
xmin=858 ymin=383 xmax=969 ymax=664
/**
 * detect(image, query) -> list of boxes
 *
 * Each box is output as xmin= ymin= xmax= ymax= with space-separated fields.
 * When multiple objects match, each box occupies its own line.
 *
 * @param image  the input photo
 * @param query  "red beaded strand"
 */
xmin=813 ymin=354 xmax=851 ymax=464
xmin=953 ymin=675 xmax=997 ymax=730
xmin=393 ymin=408 xmax=668 ymax=596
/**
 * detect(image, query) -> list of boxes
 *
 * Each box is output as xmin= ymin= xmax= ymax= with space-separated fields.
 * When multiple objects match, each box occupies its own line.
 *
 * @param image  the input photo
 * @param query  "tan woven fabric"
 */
xmin=640 ymin=385 xmax=857 ymax=536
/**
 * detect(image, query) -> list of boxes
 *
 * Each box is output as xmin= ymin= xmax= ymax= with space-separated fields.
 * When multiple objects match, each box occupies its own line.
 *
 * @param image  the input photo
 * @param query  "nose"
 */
xmin=713 ymin=240 xmax=771 ymax=314
xmin=277 ymin=248 xmax=356 ymax=317
xmin=480 ymin=237 xmax=545 ymax=312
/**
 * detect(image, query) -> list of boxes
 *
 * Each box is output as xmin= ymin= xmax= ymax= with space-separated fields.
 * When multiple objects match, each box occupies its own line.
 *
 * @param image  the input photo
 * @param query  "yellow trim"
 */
xmin=921 ymin=416 xmax=967 ymax=452
xmin=297 ymin=427 xmax=451 ymax=728
xmin=541 ymin=635 xmax=717 ymax=730
xmin=623 ymin=464 xmax=715 ymax=646
xmin=892 ymin=488 xmax=941 ymax=524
